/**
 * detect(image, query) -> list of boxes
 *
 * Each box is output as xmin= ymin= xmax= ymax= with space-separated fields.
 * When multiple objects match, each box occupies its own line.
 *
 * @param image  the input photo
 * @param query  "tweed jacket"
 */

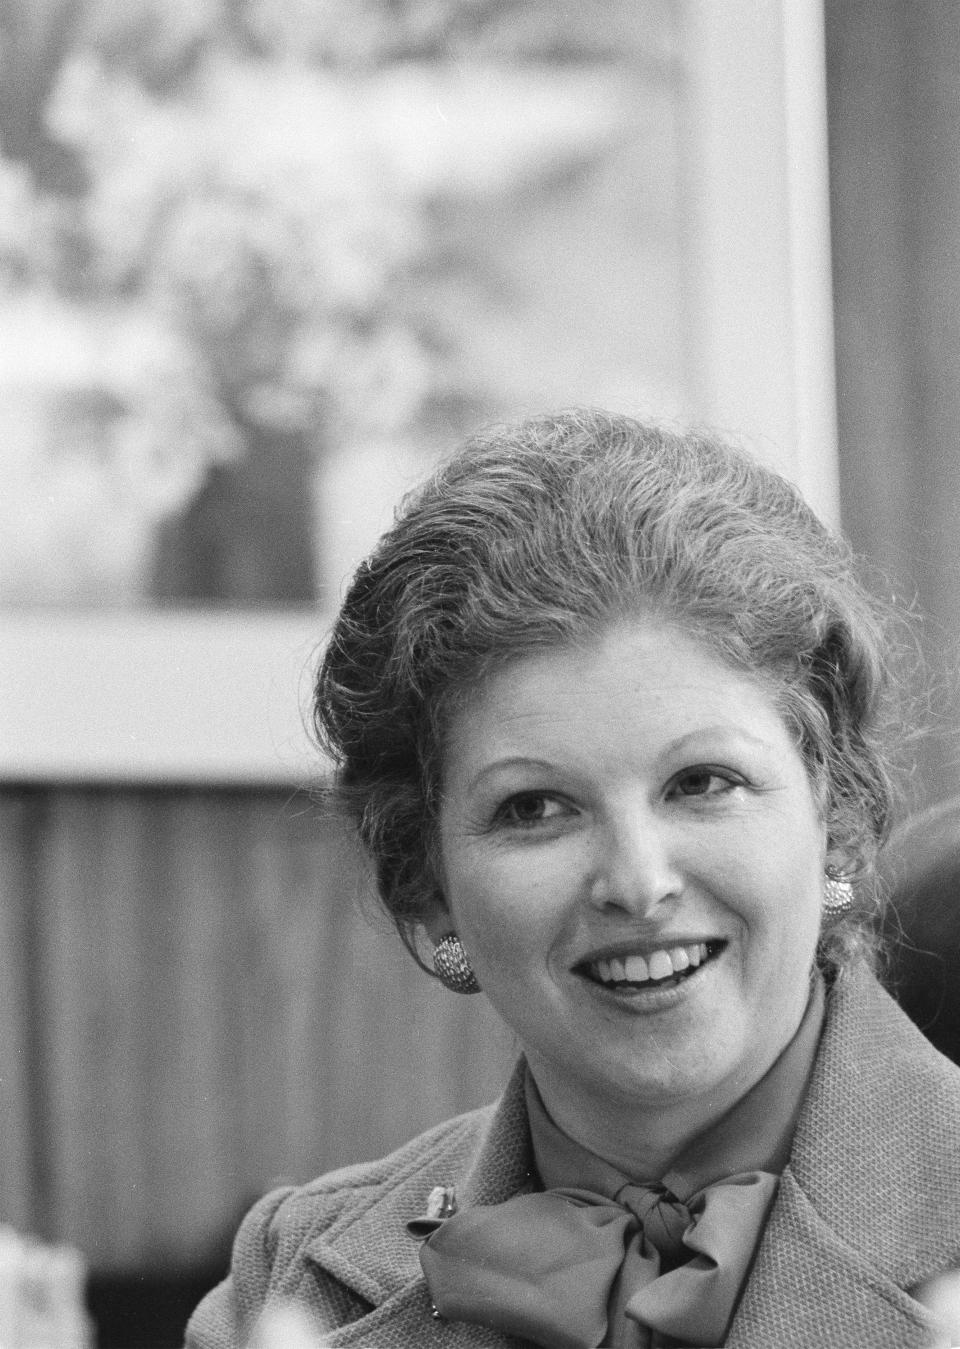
xmin=186 ymin=965 xmax=960 ymax=1348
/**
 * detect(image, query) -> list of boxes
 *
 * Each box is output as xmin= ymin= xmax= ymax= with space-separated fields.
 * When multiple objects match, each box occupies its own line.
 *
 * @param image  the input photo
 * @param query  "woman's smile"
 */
xmin=579 ymin=937 xmax=726 ymax=997
xmin=434 ymin=617 xmax=828 ymax=1166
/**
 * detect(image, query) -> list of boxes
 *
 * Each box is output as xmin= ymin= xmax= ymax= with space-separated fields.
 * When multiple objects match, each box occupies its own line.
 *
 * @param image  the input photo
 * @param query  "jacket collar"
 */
xmin=301 ymin=1062 xmax=532 ymax=1341
xmin=305 ymin=1065 xmax=532 ymax=1347
xmin=727 ymin=962 xmax=960 ymax=1346
xmin=311 ymin=965 xmax=960 ymax=1347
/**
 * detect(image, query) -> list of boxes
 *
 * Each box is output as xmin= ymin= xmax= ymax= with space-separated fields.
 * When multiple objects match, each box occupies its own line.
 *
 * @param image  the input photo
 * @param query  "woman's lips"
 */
xmin=581 ymin=940 xmax=726 ymax=989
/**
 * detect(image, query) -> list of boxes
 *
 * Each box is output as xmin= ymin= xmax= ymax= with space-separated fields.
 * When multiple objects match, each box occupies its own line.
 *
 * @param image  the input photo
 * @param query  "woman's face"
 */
xmin=435 ymin=618 xmax=827 ymax=1151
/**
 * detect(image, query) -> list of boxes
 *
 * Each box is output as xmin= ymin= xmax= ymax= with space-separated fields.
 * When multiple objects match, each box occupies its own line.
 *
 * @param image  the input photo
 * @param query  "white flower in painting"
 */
xmin=0 ymin=296 xmax=240 ymax=603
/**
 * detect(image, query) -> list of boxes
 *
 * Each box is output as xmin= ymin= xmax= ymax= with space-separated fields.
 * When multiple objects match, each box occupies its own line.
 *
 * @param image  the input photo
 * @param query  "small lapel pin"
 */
xmin=425 ymin=1185 xmax=458 ymax=1221
xmin=407 ymin=1184 xmax=459 ymax=1240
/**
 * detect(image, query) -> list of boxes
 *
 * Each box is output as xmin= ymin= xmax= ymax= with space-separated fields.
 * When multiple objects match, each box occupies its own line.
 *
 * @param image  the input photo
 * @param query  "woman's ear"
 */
xmin=825 ymin=842 xmax=854 ymax=876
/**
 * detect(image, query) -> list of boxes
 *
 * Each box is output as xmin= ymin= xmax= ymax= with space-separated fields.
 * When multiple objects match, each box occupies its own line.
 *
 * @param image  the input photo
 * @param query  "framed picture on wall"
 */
xmin=2 ymin=0 xmax=837 ymax=785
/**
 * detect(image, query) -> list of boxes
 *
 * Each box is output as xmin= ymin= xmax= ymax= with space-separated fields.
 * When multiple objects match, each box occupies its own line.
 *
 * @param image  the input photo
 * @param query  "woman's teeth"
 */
xmin=591 ymin=943 xmax=711 ymax=988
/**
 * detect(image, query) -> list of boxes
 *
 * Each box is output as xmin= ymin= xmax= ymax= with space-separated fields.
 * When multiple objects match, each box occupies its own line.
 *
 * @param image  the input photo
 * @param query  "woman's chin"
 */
xmin=548 ymin=945 xmax=764 ymax=1109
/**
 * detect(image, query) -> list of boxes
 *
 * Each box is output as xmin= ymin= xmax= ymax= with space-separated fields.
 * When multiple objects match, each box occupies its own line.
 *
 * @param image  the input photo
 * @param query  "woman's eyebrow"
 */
xmin=463 ymin=729 xmax=778 ymax=794
xmin=664 ymin=726 xmax=778 ymax=755
xmin=465 ymin=756 xmax=560 ymax=793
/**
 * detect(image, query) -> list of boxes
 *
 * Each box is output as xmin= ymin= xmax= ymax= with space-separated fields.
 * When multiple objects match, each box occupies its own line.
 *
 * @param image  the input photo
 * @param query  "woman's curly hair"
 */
xmin=314 ymin=410 xmax=901 ymax=978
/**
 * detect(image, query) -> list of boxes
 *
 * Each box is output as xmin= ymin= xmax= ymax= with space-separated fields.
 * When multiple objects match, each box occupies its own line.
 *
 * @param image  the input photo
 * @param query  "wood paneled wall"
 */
xmin=0 ymin=786 xmax=514 ymax=1272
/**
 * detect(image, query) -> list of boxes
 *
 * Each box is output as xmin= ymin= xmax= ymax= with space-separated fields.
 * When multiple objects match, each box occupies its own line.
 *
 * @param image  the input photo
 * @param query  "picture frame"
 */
xmin=3 ymin=0 xmax=838 ymax=788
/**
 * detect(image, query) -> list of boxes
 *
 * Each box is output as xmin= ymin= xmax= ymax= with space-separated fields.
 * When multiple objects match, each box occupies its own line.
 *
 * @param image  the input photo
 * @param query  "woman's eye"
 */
xmin=671 ymin=768 xmax=736 ymax=798
xmin=496 ymin=793 xmax=565 ymax=827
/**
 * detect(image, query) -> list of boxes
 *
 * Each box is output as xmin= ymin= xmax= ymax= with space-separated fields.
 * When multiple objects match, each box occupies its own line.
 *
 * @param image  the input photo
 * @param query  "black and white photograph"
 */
xmin=3 ymin=3 xmax=960 ymax=1346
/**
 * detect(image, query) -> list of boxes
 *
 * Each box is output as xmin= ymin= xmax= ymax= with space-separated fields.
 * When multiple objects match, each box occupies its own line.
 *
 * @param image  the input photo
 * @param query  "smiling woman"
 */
xmin=186 ymin=411 xmax=960 ymax=1349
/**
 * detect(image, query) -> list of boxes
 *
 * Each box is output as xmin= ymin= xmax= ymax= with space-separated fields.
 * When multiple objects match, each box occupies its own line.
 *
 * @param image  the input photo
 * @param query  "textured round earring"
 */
xmin=432 ymin=934 xmax=481 ymax=994
xmin=823 ymin=869 xmax=854 ymax=913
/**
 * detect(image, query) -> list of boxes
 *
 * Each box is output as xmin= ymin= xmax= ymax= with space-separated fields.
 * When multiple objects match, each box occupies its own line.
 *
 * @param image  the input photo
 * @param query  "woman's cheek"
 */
xmin=455 ymin=850 xmax=561 ymax=950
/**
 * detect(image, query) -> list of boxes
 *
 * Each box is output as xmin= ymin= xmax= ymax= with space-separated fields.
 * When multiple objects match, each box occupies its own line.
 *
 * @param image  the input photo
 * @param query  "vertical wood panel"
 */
xmin=0 ymin=794 xmax=37 ymax=1231
xmin=0 ymin=785 xmax=513 ymax=1270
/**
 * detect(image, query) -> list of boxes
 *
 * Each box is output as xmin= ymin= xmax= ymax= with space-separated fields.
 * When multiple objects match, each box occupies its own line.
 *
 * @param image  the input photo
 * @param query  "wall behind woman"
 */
xmin=0 ymin=784 xmax=515 ymax=1269
xmin=0 ymin=2 xmax=691 ymax=1285
xmin=0 ymin=0 xmax=844 ymax=1317
xmin=826 ymin=0 xmax=960 ymax=809
xmin=0 ymin=0 xmax=685 ymax=1278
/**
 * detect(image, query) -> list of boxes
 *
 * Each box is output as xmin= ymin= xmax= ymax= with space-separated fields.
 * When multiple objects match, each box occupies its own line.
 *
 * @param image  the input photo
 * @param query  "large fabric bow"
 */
xmin=415 ymin=1171 xmax=778 ymax=1348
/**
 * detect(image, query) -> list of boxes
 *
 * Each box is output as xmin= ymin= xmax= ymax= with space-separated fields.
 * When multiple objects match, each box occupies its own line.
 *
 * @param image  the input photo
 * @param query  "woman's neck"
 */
xmin=530 ymin=1069 xmax=746 ymax=1180
xmin=526 ymin=977 xmax=825 ymax=1183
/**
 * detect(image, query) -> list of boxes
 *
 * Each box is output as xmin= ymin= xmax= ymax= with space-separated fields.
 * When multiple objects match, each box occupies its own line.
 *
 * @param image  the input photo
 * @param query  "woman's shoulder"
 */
xmin=263 ymin=1099 xmax=499 ymax=1236
xmin=184 ymin=1099 xmax=502 ymax=1349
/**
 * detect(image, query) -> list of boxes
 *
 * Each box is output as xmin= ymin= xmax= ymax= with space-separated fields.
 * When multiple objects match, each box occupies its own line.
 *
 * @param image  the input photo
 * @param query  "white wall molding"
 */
xmin=2 ymin=609 xmax=327 ymax=784
xmin=678 ymin=0 xmax=839 ymax=526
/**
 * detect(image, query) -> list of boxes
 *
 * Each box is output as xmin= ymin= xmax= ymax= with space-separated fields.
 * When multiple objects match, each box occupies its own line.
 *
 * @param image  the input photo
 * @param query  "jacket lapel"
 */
xmin=727 ymin=964 xmax=960 ymax=1347
xmin=305 ymin=1064 xmax=534 ymax=1348
xmin=727 ymin=1171 xmax=950 ymax=1347
xmin=320 ymin=1280 xmax=520 ymax=1348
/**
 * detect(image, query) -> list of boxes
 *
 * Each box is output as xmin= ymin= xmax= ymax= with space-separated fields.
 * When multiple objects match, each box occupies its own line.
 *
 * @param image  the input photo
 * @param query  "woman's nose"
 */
xmin=586 ymin=809 xmax=683 ymax=914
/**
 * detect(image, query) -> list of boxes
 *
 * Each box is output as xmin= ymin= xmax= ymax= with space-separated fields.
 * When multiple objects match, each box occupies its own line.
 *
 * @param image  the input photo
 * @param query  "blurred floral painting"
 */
xmin=0 ymin=0 xmax=683 ymax=606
